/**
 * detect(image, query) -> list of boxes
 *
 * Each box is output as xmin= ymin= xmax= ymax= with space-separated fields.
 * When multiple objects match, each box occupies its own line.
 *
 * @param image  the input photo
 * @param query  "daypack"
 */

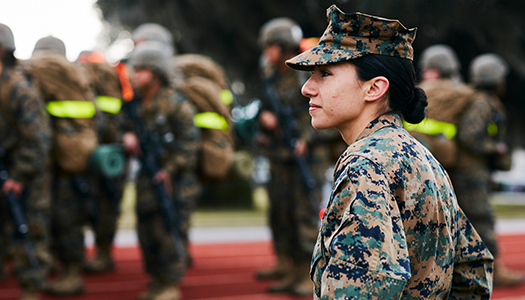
xmin=404 ymin=79 xmax=476 ymax=169
xmin=171 ymin=54 xmax=234 ymax=181
xmin=25 ymin=51 xmax=98 ymax=174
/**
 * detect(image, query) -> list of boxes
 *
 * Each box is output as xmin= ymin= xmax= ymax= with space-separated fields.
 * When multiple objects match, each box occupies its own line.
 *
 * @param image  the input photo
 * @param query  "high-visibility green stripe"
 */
xmin=487 ymin=122 xmax=498 ymax=137
xmin=193 ymin=112 xmax=228 ymax=130
xmin=46 ymin=101 xmax=96 ymax=118
xmin=403 ymin=118 xmax=457 ymax=139
xmin=95 ymin=96 xmax=122 ymax=114
xmin=219 ymin=89 xmax=233 ymax=105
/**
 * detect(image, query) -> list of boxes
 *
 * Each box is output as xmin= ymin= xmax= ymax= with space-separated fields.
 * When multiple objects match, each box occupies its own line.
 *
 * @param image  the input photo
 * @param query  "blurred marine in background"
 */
xmin=0 ymin=23 xmax=52 ymax=300
xmin=254 ymin=17 xmax=326 ymax=297
xmin=467 ymin=53 xmax=524 ymax=286
xmin=122 ymin=39 xmax=201 ymax=300
xmin=407 ymin=44 xmax=524 ymax=287
xmin=76 ymin=50 xmax=126 ymax=275
xmin=26 ymin=36 xmax=99 ymax=296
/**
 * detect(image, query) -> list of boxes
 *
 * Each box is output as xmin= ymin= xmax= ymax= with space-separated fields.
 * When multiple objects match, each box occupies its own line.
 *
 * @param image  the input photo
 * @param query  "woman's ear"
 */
xmin=364 ymin=76 xmax=389 ymax=102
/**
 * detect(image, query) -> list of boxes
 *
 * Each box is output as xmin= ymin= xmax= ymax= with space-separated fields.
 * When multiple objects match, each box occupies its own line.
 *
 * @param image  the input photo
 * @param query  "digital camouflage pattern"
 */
xmin=0 ymin=65 xmax=52 ymax=291
xmin=80 ymin=61 xmax=124 ymax=259
xmin=313 ymin=114 xmax=493 ymax=299
xmin=286 ymin=5 xmax=416 ymax=71
xmin=82 ymin=61 xmax=124 ymax=143
xmin=259 ymin=67 xmax=319 ymax=263
xmin=449 ymin=91 xmax=509 ymax=256
xmin=123 ymin=87 xmax=201 ymax=284
xmin=408 ymin=79 xmax=476 ymax=168
xmin=0 ymin=66 xmax=51 ymax=182
xmin=50 ymin=173 xmax=87 ymax=266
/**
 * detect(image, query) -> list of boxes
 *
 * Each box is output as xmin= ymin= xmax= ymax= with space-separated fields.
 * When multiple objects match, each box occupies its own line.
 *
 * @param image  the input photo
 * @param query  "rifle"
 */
xmin=262 ymin=74 xmax=320 ymax=213
xmin=0 ymin=147 xmax=40 ymax=272
xmin=122 ymin=96 xmax=186 ymax=261
xmin=71 ymin=175 xmax=99 ymax=227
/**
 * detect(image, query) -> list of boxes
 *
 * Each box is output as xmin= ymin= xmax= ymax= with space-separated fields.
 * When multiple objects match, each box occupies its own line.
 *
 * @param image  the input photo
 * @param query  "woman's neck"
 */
xmin=339 ymin=107 xmax=385 ymax=145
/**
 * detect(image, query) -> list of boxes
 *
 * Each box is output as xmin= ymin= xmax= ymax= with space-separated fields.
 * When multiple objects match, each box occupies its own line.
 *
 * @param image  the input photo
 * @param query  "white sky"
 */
xmin=0 ymin=0 xmax=105 ymax=62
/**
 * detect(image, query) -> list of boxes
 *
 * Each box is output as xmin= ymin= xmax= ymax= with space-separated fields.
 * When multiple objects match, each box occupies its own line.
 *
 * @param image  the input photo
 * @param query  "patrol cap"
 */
xmin=33 ymin=36 xmax=66 ymax=56
xmin=286 ymin=5 xmax=417 ymax=71
xmin=469 ymin=53 xmax=509 ymax=86
xmin=0 ymin=23 xmax=15 ymax=52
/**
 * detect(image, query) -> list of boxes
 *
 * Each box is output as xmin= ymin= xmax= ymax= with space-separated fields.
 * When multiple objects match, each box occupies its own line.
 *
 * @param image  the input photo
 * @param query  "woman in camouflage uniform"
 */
xmin=286 ymin=5 xmax=494 ymax=299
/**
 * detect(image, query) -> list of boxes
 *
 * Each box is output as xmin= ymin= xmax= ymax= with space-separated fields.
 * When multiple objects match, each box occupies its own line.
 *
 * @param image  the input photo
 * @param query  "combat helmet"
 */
xmin=33 ymin=36 xmax=66 ymax=56
xmin=0 ymin=23 xmax=15 ymax=52
xmin=419 ymin=44 xmax=460 ymax=78
xmin=469 ymin=53 xmax=509 ymax=87
xmin=128 ymin=40 xmax=174 ymax=82
xmin=258 ymin=17 xmax=303 ymax=50
xmin=132 ymin=23 xmax=174 ymax=46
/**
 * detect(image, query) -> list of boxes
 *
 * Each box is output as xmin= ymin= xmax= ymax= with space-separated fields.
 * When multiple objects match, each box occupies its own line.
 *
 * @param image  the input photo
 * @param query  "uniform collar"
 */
xmin=335 ymin=113 xmax=402 ymax=172
xmin=354 ymin=113 xmax=402 ymax=143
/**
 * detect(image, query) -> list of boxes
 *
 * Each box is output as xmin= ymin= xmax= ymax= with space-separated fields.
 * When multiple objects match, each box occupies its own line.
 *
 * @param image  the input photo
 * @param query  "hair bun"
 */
xmin=403 ymin=87 xmax=427 ymax=124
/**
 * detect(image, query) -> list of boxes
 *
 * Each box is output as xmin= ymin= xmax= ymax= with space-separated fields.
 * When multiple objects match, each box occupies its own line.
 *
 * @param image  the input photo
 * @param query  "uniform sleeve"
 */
xmin=457 ymin=97 xmax=498 ymax=155
xmin=10 ymin=78 xmax=51 ymax=183
xmin=449 ymin=208 xmax=493 ymax=299
xmin=163 ymin=97 xmax=200 ymax=175
xmin=317 ymin=157 xmax=409 ymax=299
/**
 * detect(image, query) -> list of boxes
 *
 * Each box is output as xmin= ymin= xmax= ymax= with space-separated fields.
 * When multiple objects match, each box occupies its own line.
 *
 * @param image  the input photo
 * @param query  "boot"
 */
xmin=290 ymin=261 xmax=313 ymax=297
xmin=255 ymin=254 xmax=291 ymax=280
xmin=268 ymin=266 xmax=295 ymax=293
xmin=19 ymin=289 xmax=39 ymax=300
xmin=46 ymin=264 xmax=85 ymax=296
xmin=138 ymin=281 xmax=181 ymax=300
xmin=494 ymin=256 xmax=524 ymax=287
xmin=84 ymin=247 xmax=115 ymax=274
xmin=152 ymin=286 xmax=181 ymax=300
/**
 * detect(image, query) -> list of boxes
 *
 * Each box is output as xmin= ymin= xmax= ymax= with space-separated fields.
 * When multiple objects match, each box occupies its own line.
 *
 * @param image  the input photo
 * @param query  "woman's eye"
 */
xmin=320 ymin=70 xmax=331 ymax=77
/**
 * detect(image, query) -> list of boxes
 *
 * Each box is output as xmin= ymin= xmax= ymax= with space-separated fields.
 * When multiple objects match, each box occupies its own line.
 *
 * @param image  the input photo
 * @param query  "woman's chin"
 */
xmin=311 ymin=121 xmax=331 ymax=130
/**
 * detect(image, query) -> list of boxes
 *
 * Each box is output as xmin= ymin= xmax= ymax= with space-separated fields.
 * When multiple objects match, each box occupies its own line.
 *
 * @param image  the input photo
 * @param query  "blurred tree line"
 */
xmin=97 ymin=0 xmax=525 ymax=148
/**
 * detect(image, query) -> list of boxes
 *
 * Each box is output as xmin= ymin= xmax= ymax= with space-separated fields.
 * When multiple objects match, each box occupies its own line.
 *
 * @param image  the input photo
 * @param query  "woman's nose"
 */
xmin=301 ymin=77 xmax=316 ymax=98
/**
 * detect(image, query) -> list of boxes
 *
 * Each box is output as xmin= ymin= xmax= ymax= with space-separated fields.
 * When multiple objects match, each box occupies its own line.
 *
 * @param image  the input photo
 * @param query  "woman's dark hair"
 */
xmin=351 ymin=54 xmax=427 ymax=124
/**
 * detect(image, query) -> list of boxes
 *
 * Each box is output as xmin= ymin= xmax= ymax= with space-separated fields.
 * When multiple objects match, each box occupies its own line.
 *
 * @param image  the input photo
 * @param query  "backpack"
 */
xmin=404 ymin=79 xmax=476 ymax=169
xmin=171 ymin=54 xmax=234 ymax=181
xmin=25 ymin=51 xmax=98 ymax=174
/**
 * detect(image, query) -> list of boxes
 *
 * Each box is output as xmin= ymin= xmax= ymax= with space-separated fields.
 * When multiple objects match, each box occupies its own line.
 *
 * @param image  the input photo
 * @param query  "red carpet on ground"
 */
xmin=0 ymin=234 xmax=524 ymax=300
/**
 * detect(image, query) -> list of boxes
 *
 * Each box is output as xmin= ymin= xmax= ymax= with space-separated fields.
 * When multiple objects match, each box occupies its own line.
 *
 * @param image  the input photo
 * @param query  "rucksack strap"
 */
xmin=403 ymin=118 xmax=457 ymax=139
xmin=193 ymin=112 xmax=229 ymax=131
xmin=46 ymin=100 xmax=96 ymax=118
xmin=95 ymin=96 xmax=122 ymax=114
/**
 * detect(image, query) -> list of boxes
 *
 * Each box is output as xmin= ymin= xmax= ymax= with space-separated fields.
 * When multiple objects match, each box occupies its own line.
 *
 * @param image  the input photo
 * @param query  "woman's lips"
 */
xmin=309 ymin=102 xmax=321 ymax=112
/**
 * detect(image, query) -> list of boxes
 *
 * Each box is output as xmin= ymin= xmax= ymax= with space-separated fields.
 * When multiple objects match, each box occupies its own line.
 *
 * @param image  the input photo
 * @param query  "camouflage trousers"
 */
xmin=88 ymin=175 xmax=122 ymax=252
xmin=135 ymin=171 xmax=200 ymax=285
xmin=449 ymin=166 xmax=498 ymax=255
xmin=50 ymin=173 xmax=86 ymax=266
xmin=51 ymin=170 xmax=122 ymax=266
xmin=266 ymin=160 xmax=319 ymax=263
xmin=0 ymin=171 xmax=52 ymax=291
